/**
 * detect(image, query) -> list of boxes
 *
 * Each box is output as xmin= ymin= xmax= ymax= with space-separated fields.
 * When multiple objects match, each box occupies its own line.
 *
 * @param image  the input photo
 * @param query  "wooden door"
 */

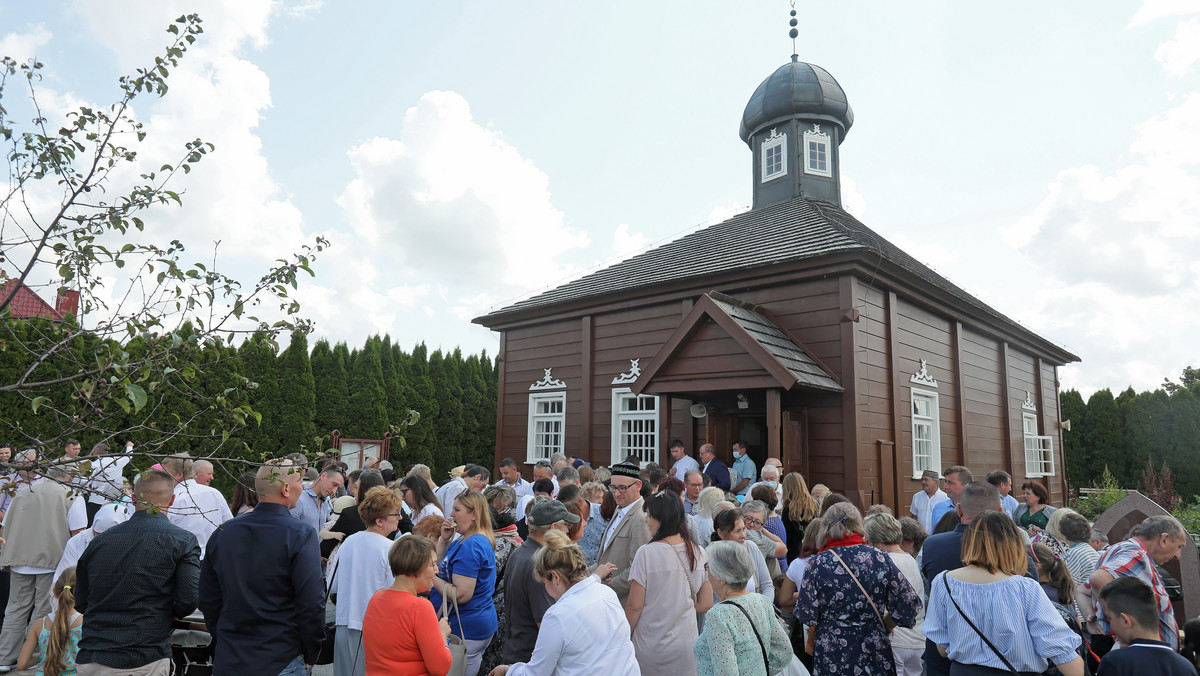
xmin=782 ymin=409 xmax=808 ymax=478
xmin=705 ymin=413 xmax=736 ymax=465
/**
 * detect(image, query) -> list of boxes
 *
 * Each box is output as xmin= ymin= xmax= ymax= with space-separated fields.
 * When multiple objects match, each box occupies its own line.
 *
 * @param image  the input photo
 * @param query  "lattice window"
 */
xmin=611 ymin=388 xmax=659 ymax=466
xmin=527 ymin=392 xmax=565 ymax=463
xmin=761 ymin=131 xmax=787 ymax=182
xmin=1023 ymin=412 xmax=1055 ymax=477
xmin=804 ymin=127 xmax=832 ymax=177
xmin=911 ymin=389 xmax=941 ymax=479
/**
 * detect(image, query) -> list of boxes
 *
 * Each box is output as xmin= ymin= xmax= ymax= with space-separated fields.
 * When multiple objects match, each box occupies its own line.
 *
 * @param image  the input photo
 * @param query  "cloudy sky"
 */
xmin=3 ymin=1 xmax=1199 ymax=397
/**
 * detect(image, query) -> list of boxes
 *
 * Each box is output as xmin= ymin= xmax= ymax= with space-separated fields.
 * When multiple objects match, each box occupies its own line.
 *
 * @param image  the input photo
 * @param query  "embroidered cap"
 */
xmin=610 ymin=462 xmax=642 ymax=481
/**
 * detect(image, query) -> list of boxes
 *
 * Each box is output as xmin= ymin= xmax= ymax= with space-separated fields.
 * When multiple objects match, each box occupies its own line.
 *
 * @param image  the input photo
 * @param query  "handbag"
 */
xmin=438 ymin=585 xmax=468 ymax=676
xmin=314 ymin=559 xmax=340 ymax=666
xmin=829 ymin=549 xmax=896 ymax=633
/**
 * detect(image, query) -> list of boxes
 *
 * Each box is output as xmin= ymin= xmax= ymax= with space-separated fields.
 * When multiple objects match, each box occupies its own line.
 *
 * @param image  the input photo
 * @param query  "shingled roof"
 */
xmin=476 ymin=197 xmax=1078 ymax=363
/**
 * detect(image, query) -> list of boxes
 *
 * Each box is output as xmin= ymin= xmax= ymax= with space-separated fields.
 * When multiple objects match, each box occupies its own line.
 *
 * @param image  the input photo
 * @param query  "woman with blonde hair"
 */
xmin=797 ymin=502 xmax=921 ymax=675
xmin=780 ymin=472 xmax=819 ymax=564
xmin=924 ymin=511 xmax=1084 ymax=675
xmin=489 ymin=530 xmax=639 ymax=675
xmin=694 ymin=486 xmax=727 ymax=546
xmin=17 ymin=566 xmax=81 ymax=676
xmin=430 ymin=491 xmax=497 ymax=676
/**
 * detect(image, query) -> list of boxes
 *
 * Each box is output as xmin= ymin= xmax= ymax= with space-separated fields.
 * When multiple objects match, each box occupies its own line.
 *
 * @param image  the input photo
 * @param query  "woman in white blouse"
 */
xmin=924 ymin=511 xmax=1085 ymax=676
xmin=399 ymin=474 xmax=444 ymax=523
xmin=488 ymin=530 xmax=639 ymax=676
xmin=329 ymin=486 xmax=405 ymax=676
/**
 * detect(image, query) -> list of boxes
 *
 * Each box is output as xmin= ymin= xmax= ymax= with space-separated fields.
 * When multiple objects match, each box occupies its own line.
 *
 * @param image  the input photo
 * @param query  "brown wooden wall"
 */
xmin=492 ymin=270 xmax=1069 ymax=509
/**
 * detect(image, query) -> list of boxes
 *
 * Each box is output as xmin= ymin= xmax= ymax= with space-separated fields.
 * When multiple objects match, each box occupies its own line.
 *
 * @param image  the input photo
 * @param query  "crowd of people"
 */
xmin=1 ymin=440 xmax=1200 ymax=676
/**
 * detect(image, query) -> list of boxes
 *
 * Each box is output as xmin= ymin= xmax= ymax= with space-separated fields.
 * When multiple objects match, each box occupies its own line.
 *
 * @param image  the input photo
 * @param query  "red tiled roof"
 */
xmin=0 ymin=280 xmax=63 ymax=320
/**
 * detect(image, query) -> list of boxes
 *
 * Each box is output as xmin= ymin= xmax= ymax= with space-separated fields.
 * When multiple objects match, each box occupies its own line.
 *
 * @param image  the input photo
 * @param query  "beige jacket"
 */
xmin=595 ymin=497 xmax=651 ymax=605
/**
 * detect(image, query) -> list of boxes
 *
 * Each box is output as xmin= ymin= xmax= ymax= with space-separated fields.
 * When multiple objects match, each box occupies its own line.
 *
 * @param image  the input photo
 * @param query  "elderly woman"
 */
xmin=480 ymin=485 xmax=522 ymax=676
xmin=924 ymin=511 xmax=1084 ymax=675
xmin=1013 ymin=480 xmax=1056 ymax=532
xmin=363 ymin=535 xmax=452 ymax=675
xmin=865 ymin=512 xmax=925 ymax=676
xmin=429 ymin=491 xmax=498 ymax=676
xmin=1055 ymin=511 xmax=1101 ymax=623
xmin=796 ymin=502 xmax=921 ymax=675
xmin=329 ymin=486 xmax=406 ymax=676
xmin=626 ymin=490 xmax=713 ymax=676
xmin=694 ymin=486 xmax=728 ymax=547
xmin=695 ymin=541 xmax=792 ymax=675
xmin=711 ymin=508 xmax=773 ymax=597
xmin=751 ymin=485 xmax=788 ymax=570
xmin=489 ymin=530 xmax=639 ymax=676
xmin=740 ymin=499 xmax=786 ymax=582
xmin=1034 ymin=505 xmax=1077 ymax=560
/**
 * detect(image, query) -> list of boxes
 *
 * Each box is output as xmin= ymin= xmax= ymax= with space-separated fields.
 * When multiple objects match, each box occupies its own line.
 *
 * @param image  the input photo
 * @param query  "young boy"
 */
xmin=1097 ymin=576 xmax=1197 ymax=675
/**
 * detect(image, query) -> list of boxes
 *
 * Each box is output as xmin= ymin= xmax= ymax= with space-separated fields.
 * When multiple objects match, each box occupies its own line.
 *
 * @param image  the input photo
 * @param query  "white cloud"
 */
xmin=312 ymin=90 xmax=589 ymax=350
xmin=611 ymin=223 xmax=648 ymax=260
xmin=706 ymin=202 xmax=751 ymax=226
xmin=0 ymin=24 xmax=52 ymax=60
xmin=1129 ymin=0 xmax=1200 ymax=26
xmin=1155 ymin=18 xmax=1200 ymax=76
xmin=841 ymin=174 xmax=868 ymax=219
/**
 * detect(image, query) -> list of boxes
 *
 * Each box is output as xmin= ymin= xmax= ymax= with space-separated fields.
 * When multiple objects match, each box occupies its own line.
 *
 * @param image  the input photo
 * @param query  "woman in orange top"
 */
xmin=362 ymin=535 xmax=453 ymax=676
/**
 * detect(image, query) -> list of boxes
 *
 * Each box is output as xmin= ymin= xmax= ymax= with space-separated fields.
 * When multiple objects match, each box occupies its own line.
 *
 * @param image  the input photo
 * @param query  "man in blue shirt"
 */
xmin=928 ymin=465 xmax=971 ymax=528
xmin=289 ymin=464 xmax=344 ymax=532
xmin=920 ymin=481 xmax=1038 ymax=676
xmin=200 ymin=459 xmax=325 ymax=675
xmin=698 ymin=444 xmax=731 ymax=492
xmin=730 ymin=440 xmax=756 ymax=499
xmin=986 ymin=470 xmax=1020 ymax=518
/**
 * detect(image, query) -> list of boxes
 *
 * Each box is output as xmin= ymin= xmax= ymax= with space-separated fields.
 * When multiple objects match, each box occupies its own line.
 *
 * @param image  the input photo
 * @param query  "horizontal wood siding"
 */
xmin=857 ymin=284 xmax=890 ymax=506
xmin=500 ymin=319 xmax=583 ymax=463
xmin=1007 ymin=347 xmax=1038 ymax=491
xmin=961 ymin=328 xmax=1006 ymax=472
xmin=1040 ymin=360 xmax=1066 ymax=503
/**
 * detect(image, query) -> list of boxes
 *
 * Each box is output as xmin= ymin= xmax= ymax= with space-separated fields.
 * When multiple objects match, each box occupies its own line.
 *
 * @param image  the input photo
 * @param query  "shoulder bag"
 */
xmin=829 ymin=549 xmax=896 ymax=633
xmin=942 ymin=574 xmax=1019 ymax=675
xmin=438 ymin=585 xmax=468 ymax=676
xmin=314 ymin=559 xmax=340 ymax=665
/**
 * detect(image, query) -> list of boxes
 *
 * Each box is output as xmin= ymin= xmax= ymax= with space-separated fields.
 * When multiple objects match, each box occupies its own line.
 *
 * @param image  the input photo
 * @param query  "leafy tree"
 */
xmin=235 ymin=332 xmax=279 ymax=456
xmin=1121 ymin=389 xmax=1171 ymax=484
xmin=1059 ymin=389 xmax=1087 ymax=487
xmin=1080 ymin=389 xmax=1124 ymax=485
xmin=1142 ymin=457 xmax=1181 ymax=513
xmin=345 ymin=337 xmax=387 ymax=440
xmin=0 ymin=16 xmax=325 ymax=484
xmin=1162 ymin=365 xmax=1200 ymax=395
xmin=310 ymin=339 xmax=349 ymax=440
xmin=273 ymin=331 xmax=316 ymax=455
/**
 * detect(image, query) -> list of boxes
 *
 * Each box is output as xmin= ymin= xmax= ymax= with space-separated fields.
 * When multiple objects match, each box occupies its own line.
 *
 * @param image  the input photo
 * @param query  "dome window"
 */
xmin=761 ymin=129 xmax=787 ymax=183
xmin=803 ymin=125 xmax=832 ymax=178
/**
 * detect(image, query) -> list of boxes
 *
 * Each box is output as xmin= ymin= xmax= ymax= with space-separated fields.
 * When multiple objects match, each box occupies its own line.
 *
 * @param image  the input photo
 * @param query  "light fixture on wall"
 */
xmin=737 ymin=393 xmax=749 ymax=410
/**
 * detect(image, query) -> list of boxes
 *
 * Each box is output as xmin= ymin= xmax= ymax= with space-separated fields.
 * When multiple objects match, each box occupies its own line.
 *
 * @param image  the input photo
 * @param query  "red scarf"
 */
xmin=820 ymin=533 xmax=867 ymax=552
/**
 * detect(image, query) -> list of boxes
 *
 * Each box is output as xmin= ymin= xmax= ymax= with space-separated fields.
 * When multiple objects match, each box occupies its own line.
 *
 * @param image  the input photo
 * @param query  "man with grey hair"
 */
xmin=556 ymin=465 xmax=580 ymax=490
xmin=192 ymin=459 xmax=214 ymax=486
xmin=74 ymin=469 xmax=200 ymax=676
xmin=746 ymin=463 xmax=783 ymax=512
xmin=533 ymin=459 xmax=558 ymax=496
xmin=164 ymin=454 xmax=232 ymax=557
xmin=1087 ymin=515 xmax=1187 ymax=649
xmin=502 ymin=500 xmax=578 ymax=664
xmin=0 ymin=449 xmax=86 ymax=671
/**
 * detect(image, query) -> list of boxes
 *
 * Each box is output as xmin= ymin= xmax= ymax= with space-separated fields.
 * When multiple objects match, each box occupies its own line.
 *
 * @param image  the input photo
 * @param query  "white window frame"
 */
xmin=610 ymin=387 xmax=659 ymax=466
xmin=761 ymin=132 xmax=787 ymax=183
xmin=910 ymin=388 xmax=941 ymax=479
xmin=1023 ymin=412 xmax=1055 ymax=478
xmin=803 ymin=128 xmax=832 ymax=177
xmin=527 ymin=392 xmax=566 ymax=464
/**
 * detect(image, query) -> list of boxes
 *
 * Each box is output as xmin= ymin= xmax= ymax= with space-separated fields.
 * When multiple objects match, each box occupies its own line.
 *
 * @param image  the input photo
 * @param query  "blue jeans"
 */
xmin=278 ymin=656 xmax=311 ymax=676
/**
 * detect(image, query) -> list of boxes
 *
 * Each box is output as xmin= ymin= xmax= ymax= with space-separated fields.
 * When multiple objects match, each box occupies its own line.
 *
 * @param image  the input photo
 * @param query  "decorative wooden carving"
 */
xmin=910 ymin=359 xmax=938 ymax=388
xmin=611 ymin=358 xmax=641 ymax=385
xmin=1021 ymin=391 xmax=1036 ymax=411
xmin=529 ymin=368 xmax=565 ymax=391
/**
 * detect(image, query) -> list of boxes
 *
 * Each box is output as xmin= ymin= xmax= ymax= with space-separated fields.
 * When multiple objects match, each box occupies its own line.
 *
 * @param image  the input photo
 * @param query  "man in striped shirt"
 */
xmin=1087 ymin=515 xmax=1188 ymax=650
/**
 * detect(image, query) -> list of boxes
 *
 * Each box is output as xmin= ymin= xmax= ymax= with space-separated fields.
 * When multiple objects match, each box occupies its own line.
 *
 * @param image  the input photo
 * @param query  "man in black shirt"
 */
xmin=501 ymin=500 xmax=577 ymax=664
xmin=200 ymin=458 xmax=325 ymax=675
xmin=75 ymin=469 xmax=201 ymax=676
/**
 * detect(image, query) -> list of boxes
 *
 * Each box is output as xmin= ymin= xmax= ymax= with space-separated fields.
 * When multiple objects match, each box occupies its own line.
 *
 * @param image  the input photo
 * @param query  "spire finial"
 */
xmin=789 ymin=2 xmax=799 ymax=57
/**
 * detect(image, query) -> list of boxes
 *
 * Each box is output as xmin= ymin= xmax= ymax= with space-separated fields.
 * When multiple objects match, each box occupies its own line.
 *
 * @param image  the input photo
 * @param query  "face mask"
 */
xmin=764 ymin=481 xmax=777 ymax=488
xmin=732 ymin=451 xmax=741 ymax=459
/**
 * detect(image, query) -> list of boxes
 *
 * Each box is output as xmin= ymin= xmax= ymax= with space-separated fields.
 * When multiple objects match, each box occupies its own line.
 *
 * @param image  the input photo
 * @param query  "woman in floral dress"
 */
xmin=796 ymin=502 xmax=922 ymax=675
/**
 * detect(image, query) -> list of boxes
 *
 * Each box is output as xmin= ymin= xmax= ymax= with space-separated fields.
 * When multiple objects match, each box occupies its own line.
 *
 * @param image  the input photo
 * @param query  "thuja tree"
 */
xmin=0 ymin=15 xmax=326 ymax=483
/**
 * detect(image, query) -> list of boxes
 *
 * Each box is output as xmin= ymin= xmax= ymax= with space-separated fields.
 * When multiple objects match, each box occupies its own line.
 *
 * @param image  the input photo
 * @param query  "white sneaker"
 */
xmin=0 ymin=664 xmax=17 ymax=673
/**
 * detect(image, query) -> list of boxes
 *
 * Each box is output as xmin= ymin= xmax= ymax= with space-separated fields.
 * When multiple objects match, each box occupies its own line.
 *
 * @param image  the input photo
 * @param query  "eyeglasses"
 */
xmin=387 ymin=512 xmax=404 ymax=518
xmin=744 ymin=517 xmax=764 ymax=528
xmin=611 ymin=482 xmax=637 ymax=494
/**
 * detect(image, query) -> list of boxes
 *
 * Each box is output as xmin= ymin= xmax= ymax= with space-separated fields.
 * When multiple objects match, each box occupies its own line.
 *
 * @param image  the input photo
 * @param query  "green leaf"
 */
xmin=125 ymin=383 xmax=148 ymax=412
xmin=30 ymin=396 xmax=48 ymax=413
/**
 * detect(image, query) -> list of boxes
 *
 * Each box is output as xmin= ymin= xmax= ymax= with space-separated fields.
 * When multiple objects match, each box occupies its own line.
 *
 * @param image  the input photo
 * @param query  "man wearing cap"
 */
xmin=501 ymin=500 xmax=577 ymax=664
xmin=909 ymin=469 xmax=947 ymax=533
xmin=594 ymin=462 xmax=651 ymax=605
